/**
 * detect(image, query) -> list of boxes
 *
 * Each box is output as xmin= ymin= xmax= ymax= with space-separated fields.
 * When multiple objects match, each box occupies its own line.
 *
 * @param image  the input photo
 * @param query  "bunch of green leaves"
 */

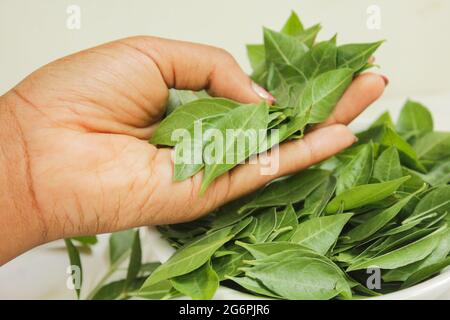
xmin=139 ymin=99 xmax=450 ymax=300
xmin=149 ymin=11 xmax=383 ymax=193
xmin=64 ymin=11 xmax=450 ymax=300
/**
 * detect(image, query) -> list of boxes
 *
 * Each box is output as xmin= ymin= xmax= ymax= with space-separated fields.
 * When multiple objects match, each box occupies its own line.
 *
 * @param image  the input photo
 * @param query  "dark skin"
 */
xmin=0 ymin=36 xmax=386 ymax=264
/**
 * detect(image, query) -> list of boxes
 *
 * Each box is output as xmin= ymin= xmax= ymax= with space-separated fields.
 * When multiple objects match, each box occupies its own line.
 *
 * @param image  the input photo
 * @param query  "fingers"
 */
xmin=119 ymin=36 xmax=274 ymax=104
xmin=314 ymin=72 xmax=387 ymax=129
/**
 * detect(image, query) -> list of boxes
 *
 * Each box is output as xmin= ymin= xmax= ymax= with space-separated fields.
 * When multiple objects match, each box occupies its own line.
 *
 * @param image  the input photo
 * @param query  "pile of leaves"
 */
xmin=64 ymin=12 xmax=450 ymax=300
xmin=142 ymin=99 xmax=450 ymax=300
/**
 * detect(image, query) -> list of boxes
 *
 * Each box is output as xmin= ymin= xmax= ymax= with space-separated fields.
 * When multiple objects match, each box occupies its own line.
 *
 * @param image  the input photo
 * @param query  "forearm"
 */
xmin=0 ymin=93 xmax=45 ymax=265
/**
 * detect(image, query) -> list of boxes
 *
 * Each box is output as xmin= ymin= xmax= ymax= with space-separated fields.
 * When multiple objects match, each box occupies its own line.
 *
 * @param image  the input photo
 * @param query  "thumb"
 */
xmin=120 ymin=36 xmax=274 ymax=104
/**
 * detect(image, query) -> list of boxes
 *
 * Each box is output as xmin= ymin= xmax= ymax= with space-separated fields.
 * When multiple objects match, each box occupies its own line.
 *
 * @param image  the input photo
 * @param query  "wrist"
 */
xmin=0 ymin=93 xmax=47 ymax=265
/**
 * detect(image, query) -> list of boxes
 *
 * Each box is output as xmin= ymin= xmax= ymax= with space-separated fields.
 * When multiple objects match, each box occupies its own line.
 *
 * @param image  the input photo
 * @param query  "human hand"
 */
xmin=0 ymin=36 xmax=386 ymax=263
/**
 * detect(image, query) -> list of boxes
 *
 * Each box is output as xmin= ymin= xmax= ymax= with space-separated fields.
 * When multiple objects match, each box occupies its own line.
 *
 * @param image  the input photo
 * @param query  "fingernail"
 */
xmin=368 ymin=56 xmax=376 ymax=64
xmin=381 ymin=75 xmax=389 ymax=86
xmin=353 ymin=136 xmax=359 ymax=144
xmin=252 ymin=81 xmax=276 ymax=103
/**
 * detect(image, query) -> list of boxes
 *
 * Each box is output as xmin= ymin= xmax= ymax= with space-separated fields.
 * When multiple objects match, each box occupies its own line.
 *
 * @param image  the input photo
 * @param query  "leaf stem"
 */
xmin=85 ymin=252 xmax=129 ymax=300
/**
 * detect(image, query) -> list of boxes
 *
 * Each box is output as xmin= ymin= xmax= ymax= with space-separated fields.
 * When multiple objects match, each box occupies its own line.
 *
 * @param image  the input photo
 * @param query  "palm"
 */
xmin=7 ymin=36 xmax=385 ymax=240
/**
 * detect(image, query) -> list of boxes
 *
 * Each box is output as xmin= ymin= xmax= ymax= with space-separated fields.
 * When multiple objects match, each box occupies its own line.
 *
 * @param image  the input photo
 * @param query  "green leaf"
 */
xmin=150 ymin=98 xmax=239 ymax=146
xmin=272 ymin=110 xmax=310 ymax=144
xmin=336 ymin=143 xmax=374 ymax=194
xmin=172 ymin=113 xmax=225 ymax=181
xmin=422 ymin=160 xmax=450 ymax=186
xmin=200 ymin=102 xmax=269 ymax=193
xmin=246 ymin=44 xmax=265 ymax=71
xmin=263 ymin=27 xmax=309 ymax=69
xmin=166 ymin=89 xmax=208 ymax=115
xmin=64 ymin=238 xmax=82 ymax=299
xmin=384 ymin=228 xmax=450 ymax=282
xmin=413 ymin=131 xmax=450 ymax=162
xmin=296 ymin=24 xmax=322 ymax=48
xmin=267 ymin=63 xmax=307 ymax=91
xmin=270 ymin=204 xmax=298 ymax=241
xmin=326 ymin=176 xmax=410 ymax=213
xmin=109 ymin=230 xmax=135 ymax=266
xmin=347 ymin=226 xmax=446 ymax=271
xmin=369 ymin=111 xmax=394 ymax=128
xmin=252 ymin=208 xmax=277 ymax=243
xmin=373 ymin=146 xmax=403 ymax=182
xmin=397 ymin=100 xmax=433 ymax=141
xmin=297 ymin=39 xmax=337 ymax=79
xmin=72 ymin=236 xmax=98 ymax=246
xmin=401 ymin=167 xmax=427 ymax=193
xmin=172 ymin=138 xmax=204 ymax=181
xmin=290 ymin=214 xmax=353 ymax=254
xmin=137 ymin=280 xmax=173 ymax=300
xmin=92 ymin=278 xmax=148 ymax=300
xmin=141 ymin=225 xmax=235 ymax=287
xmin=410 ymin=185 xmax=450 ymax=221
xmin=227 ymin=276 xmax=281 ymax=298
xmin=269 ymin=83 xmax=301 ymax=109
xmin=337 ymin=41 xmax=383 ymax=72
xmin=379 ymin=126 xmax=426 ymax=172
xmin=245 ymin=255 xmax=350 ymax=300
xmin=125 ymin=230 xmax=142 ymax=290
xmin=212 ymin=247 xmax=251 ymax=280
xmin=298 ymin=176 xmax=336 ymax=218
xmin=171 ymin=261 xmax=219 ymax=300
xmin=297 ymin=68 xmax=354 ymax=123
xmin=281 ymin=11 xmax=304 ymax=36
xmin=402 ymin=257 xmax=450 ymax=288
xmin=239 ymin=169 xmax=330 ymax=211
xmin=343 ymin=186 xmax=425 ymax=243
xmin=236 ymin=241 xmax=313 ymax=259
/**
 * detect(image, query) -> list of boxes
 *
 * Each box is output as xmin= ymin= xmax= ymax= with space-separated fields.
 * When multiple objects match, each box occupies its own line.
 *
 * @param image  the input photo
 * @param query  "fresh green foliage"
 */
xmin=244 ymin=254 xmax=350 ymax=300
xmin=347 ymin=226 xmax=447 ymax=271
xmin=335 ymin=143 xmax=374 ymax=194
xmin=239 ymin=169 xmax=329 ymax=211
xmin=281 ymin=11 xmax=304 ymax=36
xmin=109 ymin=230 xmax=136 ymax=265
xmin=396 ymin=100 xmax=433 ymax=141
xmin=64 ymin=11 xmax=450 ymax=301
xmin=201 ymin=102 xmax=269 ymax=193
xmin=290 ymin=214 xmax=353 ymax=254
xmin=373 ymin=146 xmax=402 ymax=182
xmin=336 ymin=41 xmax=383 ymax=72
xmin=72 ymin=236 xmax=98 ymax=246
xmin=171 ymin=261 xmax=219 ymax=300
xmin=144 ymin=98 xmax=449 ymax=300
xmin=125 ymin=230 xmax=142 ymax=290
xmin=297 ymin=176 xmax=336 ymax=218
xmin=325 ymin=176 xmax=410 ymax=213
xmin=141 ymin=226 xmax=236 ymax=287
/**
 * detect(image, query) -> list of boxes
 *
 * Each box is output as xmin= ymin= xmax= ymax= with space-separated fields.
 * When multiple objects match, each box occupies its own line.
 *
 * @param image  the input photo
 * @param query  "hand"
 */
xmin=0 ymin=36 xmax=386 ymax=263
